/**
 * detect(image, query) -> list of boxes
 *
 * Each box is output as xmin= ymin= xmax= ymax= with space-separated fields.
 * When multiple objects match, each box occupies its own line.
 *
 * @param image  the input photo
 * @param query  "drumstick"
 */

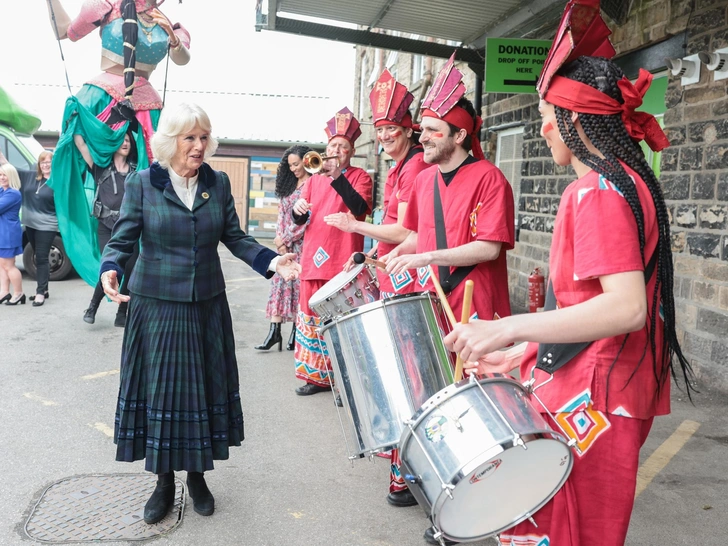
xmin=454 ymin=280 xmax=475 ymax=382
xmin=427 ymin=265 xmax=457 ymax=327
xmin=353 ymin=252 xmax=387 ymax=270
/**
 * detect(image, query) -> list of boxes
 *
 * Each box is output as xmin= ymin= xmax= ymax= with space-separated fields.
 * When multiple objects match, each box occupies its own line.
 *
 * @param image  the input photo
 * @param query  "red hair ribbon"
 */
xmin=422 ymin=107 xmax=485 ymax=160
xmin=543 ymin=69 xmax=670 ymax=152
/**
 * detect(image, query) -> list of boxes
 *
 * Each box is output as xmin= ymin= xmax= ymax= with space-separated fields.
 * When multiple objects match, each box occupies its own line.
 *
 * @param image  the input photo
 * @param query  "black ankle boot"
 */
xmin=186 ymin=472 xmax=215 ymax=516
xmin=286 ymin=325 xmax=296 ymax=351
xmin=114 ymin=302 xmax=128 ymax=328
xmin=83 ymin=300 xmax=100 ymax=324
xmin=254 ymin=322 xmax=282 ymax=351
xmin=144 ymin=472 xmax=175 ymax=524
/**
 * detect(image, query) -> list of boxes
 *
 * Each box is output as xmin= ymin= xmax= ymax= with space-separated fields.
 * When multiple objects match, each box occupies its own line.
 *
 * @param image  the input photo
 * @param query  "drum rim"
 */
xmin=319 ymin=291 xmax=440 ymax=333
xmin=432 ymin=435 xmax=574 ymax=541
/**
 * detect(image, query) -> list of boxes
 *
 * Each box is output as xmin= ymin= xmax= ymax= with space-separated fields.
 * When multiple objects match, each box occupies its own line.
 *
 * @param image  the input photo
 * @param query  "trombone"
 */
xmin=302 ymin=150 xmax=339 ymax=174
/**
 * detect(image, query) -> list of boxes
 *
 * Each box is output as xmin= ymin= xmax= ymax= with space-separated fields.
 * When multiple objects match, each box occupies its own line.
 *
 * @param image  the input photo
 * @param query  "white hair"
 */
xmin=151 ymin=103 xmax=219 ymax=169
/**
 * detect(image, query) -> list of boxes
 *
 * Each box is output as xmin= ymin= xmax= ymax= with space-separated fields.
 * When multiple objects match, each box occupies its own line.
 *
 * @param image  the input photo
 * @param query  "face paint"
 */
xmin=390 ymin=129 xmax=402 ymax=138
xmin=542 ymin=122 xmax=554 ymax=134
xmin=431 ymin=132 xmax=444 ymax=139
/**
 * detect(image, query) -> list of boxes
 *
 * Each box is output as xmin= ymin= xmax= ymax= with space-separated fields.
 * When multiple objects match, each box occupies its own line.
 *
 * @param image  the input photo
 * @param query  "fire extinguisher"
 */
xmin=528 ymin=267 xmax=545 ymax=313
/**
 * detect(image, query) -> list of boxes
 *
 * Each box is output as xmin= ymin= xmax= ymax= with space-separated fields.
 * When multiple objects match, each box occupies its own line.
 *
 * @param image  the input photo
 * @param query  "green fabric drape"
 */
xmin=47 ymin=90 xmax=156 ymax=287
xmin=0 ymin=85 xmax=41 ymax=134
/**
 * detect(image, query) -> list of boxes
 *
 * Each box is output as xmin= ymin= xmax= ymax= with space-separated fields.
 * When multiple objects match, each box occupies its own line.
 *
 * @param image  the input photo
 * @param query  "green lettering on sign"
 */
xmin=485 ymin=38 xmax=552 ymax=94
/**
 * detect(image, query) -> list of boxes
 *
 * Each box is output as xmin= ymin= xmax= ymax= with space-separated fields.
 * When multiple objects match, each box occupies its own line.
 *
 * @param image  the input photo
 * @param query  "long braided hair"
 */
xmin=552 ymin=56 xmax=694 ymax=396
xmin=275 ymin=145 xmax=312 ymax=198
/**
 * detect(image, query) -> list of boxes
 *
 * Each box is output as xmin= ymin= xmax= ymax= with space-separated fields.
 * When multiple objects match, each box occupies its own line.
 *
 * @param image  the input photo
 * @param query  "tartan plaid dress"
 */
xmin=103 ymin=162 xmax=278 ymax=473
xmin=114 ymin=292 xmax=243 ymax=473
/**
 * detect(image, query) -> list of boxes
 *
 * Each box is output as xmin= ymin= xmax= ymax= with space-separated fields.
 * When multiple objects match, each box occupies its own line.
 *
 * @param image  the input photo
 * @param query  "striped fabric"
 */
xmin=114 ymin=292 xmax=244 ymax=473
xmin=294 ymin=279 xmax=332 ymax=387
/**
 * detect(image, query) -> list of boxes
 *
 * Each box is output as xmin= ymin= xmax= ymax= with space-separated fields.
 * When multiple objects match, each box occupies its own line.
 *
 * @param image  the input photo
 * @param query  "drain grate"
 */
xmin=24 ymin=474 xmax=185 ymax=543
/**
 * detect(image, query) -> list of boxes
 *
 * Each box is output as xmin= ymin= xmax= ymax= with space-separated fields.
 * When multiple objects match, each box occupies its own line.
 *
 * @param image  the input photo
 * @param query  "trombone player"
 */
xmin=291 ymin=107 xmax=373 ymax=397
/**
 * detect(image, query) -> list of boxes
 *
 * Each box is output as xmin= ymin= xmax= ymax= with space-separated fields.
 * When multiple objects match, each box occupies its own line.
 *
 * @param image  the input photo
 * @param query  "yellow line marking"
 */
xmin=81 ymin=370 xmax=120 ymax=380
xmin=635 ymin=419 xmax=700 ymax=498
xmin=23 ymin=393 xmax=57 ymax=406
xmin=289 ymin=511 xmax=305 ymax=519
xmin=92 ymin=423 xmax=115 ymax=438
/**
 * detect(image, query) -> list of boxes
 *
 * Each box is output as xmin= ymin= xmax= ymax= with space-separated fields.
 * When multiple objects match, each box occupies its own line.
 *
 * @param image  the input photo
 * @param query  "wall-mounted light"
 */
xmin=698 ymin=47 xmax=728 ymax=81
xmin=664 ymin=54 xmax=701 ymax=86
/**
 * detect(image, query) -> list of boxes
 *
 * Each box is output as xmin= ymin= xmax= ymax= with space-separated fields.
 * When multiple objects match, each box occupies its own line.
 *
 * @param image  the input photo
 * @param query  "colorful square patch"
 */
xmin=313 ymin=247 xmax=330 ymax=268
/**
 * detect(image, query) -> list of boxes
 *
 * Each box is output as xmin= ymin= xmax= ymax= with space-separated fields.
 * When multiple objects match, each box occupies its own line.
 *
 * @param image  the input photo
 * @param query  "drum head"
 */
xmin=308 ymin=263 xmax=365 ymax=308
xmin=435 ymin=437 xmax=573 ymax=541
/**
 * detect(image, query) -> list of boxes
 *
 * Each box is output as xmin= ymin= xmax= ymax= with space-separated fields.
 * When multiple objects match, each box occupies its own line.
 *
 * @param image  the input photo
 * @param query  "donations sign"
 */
xmin=485 ymin=38 xmax=551 ymax=94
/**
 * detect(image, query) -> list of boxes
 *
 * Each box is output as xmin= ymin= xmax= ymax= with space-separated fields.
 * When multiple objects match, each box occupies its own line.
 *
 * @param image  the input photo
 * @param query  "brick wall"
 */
xmin=492 ymin=0 xmax=728 ymax=389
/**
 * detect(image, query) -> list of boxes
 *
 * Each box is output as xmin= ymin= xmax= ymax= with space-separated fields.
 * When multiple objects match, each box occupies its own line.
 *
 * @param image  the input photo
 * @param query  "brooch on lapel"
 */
xmin=201 ymin=192 xmax=210 ymax=199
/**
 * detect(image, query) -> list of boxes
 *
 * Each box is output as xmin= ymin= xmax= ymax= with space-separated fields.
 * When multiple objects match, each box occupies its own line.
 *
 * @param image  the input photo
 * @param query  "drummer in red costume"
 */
xmin=292 ymin=108 xmax=373 ymax=396
xmin=445 ymin=1 xmax=695 ymax=545
xmin=325 ymin=70 xmax=430 ymax=508
xmin=385 ymin=54 xmax=515 ymax=324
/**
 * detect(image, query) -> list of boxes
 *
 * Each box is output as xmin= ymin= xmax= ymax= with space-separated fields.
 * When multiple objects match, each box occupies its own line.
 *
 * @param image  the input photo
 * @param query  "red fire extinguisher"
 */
xmin=528 ymin=267 xmax=545 ymax=313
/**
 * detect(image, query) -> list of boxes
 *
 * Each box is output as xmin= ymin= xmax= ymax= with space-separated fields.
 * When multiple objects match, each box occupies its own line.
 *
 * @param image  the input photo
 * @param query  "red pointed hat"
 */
xmin=536 ymin=0 xmax=616 ymax=97
xmin=324 ymin=107 xmax=362 ymax=145
xmin=421 ymin=53 xmax=484 ymax=160
xmin=370 ymin=69 xmax=415 ymax=128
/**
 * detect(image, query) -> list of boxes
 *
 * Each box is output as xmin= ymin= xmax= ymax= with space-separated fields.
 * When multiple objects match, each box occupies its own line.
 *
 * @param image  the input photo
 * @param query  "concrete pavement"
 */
xmin=1 ymin=248 xmax=727 ymax=545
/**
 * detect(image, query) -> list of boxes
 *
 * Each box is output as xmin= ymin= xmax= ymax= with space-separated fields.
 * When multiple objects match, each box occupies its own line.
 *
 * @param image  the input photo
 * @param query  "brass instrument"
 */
xmin=302 ymin=151 xmax=339 ymax=174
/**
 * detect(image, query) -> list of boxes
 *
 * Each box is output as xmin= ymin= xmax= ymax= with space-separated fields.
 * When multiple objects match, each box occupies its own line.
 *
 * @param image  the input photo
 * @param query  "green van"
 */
xmin=0 ymin=87 xmax=74 ymax=281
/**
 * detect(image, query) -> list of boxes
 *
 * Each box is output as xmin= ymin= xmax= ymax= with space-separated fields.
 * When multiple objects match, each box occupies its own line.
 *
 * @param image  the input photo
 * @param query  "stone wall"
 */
xmin=492 ymin=0 xmax=728 ymax=388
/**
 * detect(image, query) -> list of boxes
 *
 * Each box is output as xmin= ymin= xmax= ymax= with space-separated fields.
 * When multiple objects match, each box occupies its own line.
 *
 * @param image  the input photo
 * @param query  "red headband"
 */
xmin=422 ymin=106 xmax=485 ymax=160
xmin=374 ymin=111 xmax=414 ymax=129
xmin=544 ymin=69 xmax=670 ymax=152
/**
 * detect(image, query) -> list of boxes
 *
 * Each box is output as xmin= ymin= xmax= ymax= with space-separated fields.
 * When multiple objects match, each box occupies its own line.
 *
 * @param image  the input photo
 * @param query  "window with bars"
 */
xmin=495 ymin=127 xmax=525 ymax=233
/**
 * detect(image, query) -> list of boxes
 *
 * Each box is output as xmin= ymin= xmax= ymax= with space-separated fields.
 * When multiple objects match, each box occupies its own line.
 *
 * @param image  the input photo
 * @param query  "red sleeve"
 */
xmin=397 ymin=154 xmax=428 ymax=203
xmin=474 ymin=167 xmax=515 ymax=249
xmin=573 ymin=187 xmax=642 ymax=280
xmin=348 ymin=168 xmax=373 ymax=218
xmin=402 ymin=171 xmax=425 ymax=232
xmin=301 ymin=175 xmax=315 ymax=202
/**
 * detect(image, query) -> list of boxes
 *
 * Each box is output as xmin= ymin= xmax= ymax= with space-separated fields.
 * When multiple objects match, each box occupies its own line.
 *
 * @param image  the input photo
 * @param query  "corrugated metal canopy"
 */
xmin=269 ymin=0 xmax=523 ymax=43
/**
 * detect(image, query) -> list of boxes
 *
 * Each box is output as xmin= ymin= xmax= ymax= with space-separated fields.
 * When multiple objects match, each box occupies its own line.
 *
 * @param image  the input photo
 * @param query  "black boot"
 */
xmin=254 ymin=322 xmax=282 ymax=351
xmin=83 ymin=300 xmax=100 ymax=324
xmin=286 ymin=324 xmax=296 ymax=351
xmin=144 ymin=472 xmax=175 ymax=524
xmin=114 ymin=301 xmax=128 ymax=328
xmin=186 ymin=472 xmax=215 ymax=516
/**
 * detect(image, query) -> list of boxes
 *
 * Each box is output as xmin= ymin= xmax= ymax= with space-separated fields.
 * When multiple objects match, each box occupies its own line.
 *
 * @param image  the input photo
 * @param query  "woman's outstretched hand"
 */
xmin=100 ymin=270 xmax=131 ymax=304
xmin=275 ymin=253 xmax=302 ymax=281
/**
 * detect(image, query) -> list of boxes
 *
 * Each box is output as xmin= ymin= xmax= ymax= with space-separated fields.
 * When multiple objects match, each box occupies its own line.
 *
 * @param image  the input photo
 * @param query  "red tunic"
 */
xmin=521 ymin=165 xmax=670 ymax=420
xmin=403 ymin=160 xmax=514 ymax=320
xmin=378 ymin=147 xmax=429 ymax=294
xmin=299 ymin=166 xmax=373 ymax=281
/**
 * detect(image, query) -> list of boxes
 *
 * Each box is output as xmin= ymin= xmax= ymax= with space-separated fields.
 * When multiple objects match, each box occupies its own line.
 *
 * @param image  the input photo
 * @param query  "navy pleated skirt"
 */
xmin=114 ymin=292 xmax=244 ymax=473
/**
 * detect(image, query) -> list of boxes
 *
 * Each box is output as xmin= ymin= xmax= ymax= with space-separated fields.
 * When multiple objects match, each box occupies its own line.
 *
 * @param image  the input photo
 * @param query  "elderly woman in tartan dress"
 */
xmin=100 ymin=103 xmax=300 ymax=525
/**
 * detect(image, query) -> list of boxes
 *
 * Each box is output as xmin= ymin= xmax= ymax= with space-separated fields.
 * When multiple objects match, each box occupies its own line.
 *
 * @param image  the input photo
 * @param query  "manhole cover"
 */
xmin=24 ymin=474 xmax=185 ymax=543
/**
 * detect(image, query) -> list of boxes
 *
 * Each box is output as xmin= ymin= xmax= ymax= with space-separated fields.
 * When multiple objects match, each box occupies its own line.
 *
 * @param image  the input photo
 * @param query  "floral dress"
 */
xmin=264 ymin=185 xmax=306 ymax=321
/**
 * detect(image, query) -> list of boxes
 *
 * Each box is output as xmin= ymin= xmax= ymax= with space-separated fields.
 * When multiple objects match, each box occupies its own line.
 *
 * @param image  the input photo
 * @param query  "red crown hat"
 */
xmin=421 ymin=53 xmax=484 ymax=160
xmin=324 ymin=107 xmax=362 ymax=145
xmin=370 ymin=69 xmax=415 ymax=128
xmin=536 ymin=0 xmax=616 ymax=97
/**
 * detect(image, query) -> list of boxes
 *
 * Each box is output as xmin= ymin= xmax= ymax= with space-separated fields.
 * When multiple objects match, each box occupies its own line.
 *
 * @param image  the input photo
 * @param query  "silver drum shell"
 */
xmin=320 ymin=292 xmax=454 ymax=459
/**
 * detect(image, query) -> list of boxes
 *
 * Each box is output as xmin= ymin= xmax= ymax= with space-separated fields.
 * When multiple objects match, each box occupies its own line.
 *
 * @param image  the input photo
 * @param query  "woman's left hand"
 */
xmin=275 ymin=253 xmax=302 ymax=281
xmin=149 ymin=8 xmax=176 ymax=42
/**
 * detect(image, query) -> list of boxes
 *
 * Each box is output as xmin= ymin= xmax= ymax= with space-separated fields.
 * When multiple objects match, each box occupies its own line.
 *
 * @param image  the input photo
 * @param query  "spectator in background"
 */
xmin=255 ymin=145 xmax=312 ymax=352
xmin=76 ymin=131 xmax=139 ymax=327
xmin=0 ymin=163 xmax=25 ymax=305
xmin=20 ymin=151 xmax=57 ymax=307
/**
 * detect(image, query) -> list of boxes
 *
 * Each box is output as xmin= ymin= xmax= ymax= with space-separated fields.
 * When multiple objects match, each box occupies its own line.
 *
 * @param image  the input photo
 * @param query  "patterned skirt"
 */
xmin=114 ymin=292 xmax=244 ymax=474
xmin=294 ymin=279 xmax=332 ymax=387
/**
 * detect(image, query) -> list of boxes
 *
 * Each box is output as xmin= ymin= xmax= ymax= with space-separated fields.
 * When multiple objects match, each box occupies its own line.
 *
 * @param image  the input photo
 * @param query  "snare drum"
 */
xmin=319 ymin=292 xmax=454 ymax=459
xmin=399 ymin=375 xmax=573 ymax=543
xmin=308 ymin=264 xmax=379 ymax=321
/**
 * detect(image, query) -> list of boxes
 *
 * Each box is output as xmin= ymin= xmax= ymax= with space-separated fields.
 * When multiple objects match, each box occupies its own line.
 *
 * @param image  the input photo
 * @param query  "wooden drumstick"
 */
xmin=454 ymin=279 xmax=475 ymax=382
xmin=427 ymin=265 xmax=457 ymax=328
xmin=353 ymin=252 xmax=387 ymax=270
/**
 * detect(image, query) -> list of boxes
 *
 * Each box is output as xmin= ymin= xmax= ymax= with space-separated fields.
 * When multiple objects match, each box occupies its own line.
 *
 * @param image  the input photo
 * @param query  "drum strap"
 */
xmin=433 ymin=171 xmax=475 ymax=295
xmin=535 ymin=248 xmax=659 ymax=374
